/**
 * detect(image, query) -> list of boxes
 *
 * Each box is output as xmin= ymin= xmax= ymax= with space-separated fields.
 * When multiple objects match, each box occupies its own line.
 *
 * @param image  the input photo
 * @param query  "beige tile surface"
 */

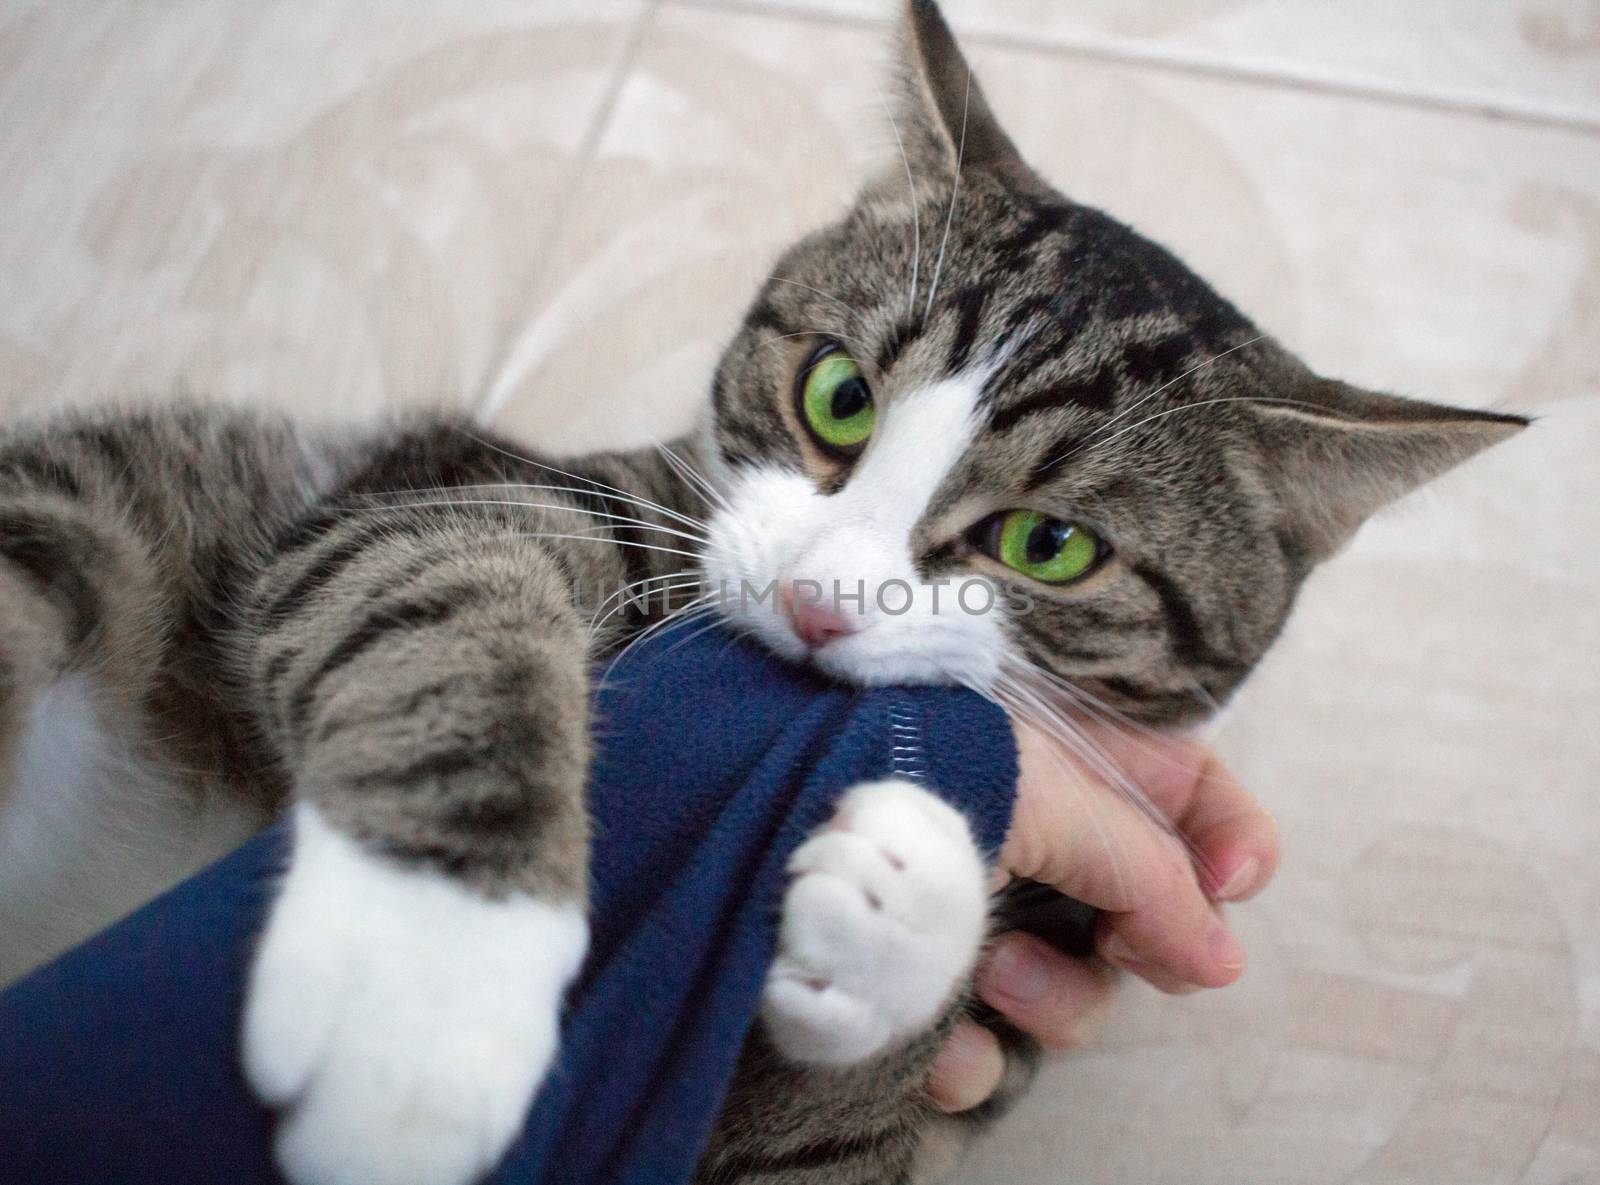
xmin=2 ymin=1 xmax=1598 ymax=1182
xmin=0 ymin=0 xmax=647 ymax=422
xmin=697 ymin=0 xmax=1600 ymax=126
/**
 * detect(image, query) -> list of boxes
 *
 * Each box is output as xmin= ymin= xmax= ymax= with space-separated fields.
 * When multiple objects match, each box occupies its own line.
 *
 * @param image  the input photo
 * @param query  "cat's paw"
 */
xmin=761 ymin=778 xmax=989 ymax=1067
xmin=242 ymin=804 xmax=587 ymax=1185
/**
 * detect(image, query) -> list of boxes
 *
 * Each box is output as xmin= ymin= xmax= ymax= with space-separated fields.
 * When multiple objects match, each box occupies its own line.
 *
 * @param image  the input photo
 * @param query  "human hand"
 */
xmin=925 ymin=719 xmax=1279 ymax=1112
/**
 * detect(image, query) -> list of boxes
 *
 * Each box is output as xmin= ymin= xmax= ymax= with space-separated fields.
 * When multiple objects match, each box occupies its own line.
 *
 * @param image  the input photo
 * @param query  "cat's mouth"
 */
xmin=704 ymin=574 xmax=1001 ymax=690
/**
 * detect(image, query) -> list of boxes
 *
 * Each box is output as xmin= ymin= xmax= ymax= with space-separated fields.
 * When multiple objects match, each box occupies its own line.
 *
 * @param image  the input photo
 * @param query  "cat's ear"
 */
xmin=1249 ymin=379 xmax=1527 ymax=559
xmin=885 ymin=0 xmax=1045 ymax=190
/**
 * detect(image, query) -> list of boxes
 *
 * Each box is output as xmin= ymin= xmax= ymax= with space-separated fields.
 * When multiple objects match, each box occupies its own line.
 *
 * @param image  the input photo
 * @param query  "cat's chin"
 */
xmin=806 ymin=638 xmax=991 ymax=689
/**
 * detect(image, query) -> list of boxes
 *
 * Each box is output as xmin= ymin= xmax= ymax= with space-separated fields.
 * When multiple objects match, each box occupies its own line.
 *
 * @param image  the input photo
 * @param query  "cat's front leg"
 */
xmin=239 ymin=524 xmax=595 ymax=1185
xmin=761 ymin=779 xmax=990 ymax=1066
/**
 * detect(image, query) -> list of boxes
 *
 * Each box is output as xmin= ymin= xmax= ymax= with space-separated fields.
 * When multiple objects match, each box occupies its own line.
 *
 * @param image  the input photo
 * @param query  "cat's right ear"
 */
xmin=1248 ymin=378 xmax=1528 ymax=561
xmin=880 ymin=0 xmax=1047 ymax=192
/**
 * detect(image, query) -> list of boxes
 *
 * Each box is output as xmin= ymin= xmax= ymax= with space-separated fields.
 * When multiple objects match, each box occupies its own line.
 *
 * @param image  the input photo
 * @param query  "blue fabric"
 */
xmin=0 ymin=622 xmax=1018 ymax=1185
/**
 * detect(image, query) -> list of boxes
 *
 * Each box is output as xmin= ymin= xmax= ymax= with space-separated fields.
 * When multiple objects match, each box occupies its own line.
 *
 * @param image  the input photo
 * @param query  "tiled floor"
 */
xmin=1 ymin=2 xmax=1597 ymax=1182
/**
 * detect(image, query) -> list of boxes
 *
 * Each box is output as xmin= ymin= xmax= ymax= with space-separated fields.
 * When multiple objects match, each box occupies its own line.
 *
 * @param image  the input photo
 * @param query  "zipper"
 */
xmin=886 ymin=697 xmax=928 ymax=783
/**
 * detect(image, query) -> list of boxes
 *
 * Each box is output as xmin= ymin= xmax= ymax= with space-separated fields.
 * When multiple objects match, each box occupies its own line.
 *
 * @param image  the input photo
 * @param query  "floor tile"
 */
xmin=490 ymin=3 xmax=1599 ymax=453
xmin=0 ymin=0 xmax=646 ymax=422
xmin=688 ymin=0 xmax=1600 ymax=127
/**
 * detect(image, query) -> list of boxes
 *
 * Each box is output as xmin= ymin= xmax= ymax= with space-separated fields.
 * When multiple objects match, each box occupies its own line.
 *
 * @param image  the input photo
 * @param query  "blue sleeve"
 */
xmin=0 ymin=623 xmax=1018 ymax=1185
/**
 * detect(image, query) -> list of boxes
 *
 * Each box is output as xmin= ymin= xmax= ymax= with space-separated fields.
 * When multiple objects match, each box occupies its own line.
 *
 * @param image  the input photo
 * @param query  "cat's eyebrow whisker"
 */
xmin=1062 ymin=393 xmax=1348 ymax=467
xmin=875 ymin=80 xmax=921 ymax=321
xmin=759 ymin=281 xmax=875 ymax=351
xmin=338 ymin=498 xmax=711 ymax=547
xmin=454 ymin=429 xmax=713 ymax=536
xmin=761 ymin=330 xmax=876 ymax=368
xmin=923 ymin=69 xmax=970 ymax=324
xmin=1072 ymin=335 xmax=1267 ymax=452
xmin=756 ymin=318 xmax=878 ymax=370
xmin=763 ymin=277 xmax=861 ymax=325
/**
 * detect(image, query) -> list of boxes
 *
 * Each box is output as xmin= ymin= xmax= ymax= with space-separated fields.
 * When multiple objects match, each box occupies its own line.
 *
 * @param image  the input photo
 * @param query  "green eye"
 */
xmin=798 ymin=346 xmax=875 ymax=454
xmin=987 ymin=510 xmax=1103 ymax=584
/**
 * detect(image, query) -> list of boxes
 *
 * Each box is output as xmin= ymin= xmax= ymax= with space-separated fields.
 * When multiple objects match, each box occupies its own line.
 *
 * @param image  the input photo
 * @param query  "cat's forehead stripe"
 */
xmin=840 ymin=373 xmax=985 ymax=531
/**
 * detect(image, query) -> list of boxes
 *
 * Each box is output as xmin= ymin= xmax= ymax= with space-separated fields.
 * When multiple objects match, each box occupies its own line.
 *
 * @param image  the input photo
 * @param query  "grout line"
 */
xmin=661 ymin=0 xmax=1600 ymax=136
xmin=471 ymin=0 xmax=663 ymax=423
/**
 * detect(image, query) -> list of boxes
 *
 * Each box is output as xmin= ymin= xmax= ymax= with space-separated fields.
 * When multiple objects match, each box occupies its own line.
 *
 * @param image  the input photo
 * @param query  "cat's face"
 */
xmin=699 ymin=0 xmax=1521 ymax=725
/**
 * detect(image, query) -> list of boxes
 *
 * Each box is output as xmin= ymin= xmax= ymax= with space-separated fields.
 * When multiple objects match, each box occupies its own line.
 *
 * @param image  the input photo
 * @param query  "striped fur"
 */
xmin=0 ymin=3 xmax=1524 ymax=1183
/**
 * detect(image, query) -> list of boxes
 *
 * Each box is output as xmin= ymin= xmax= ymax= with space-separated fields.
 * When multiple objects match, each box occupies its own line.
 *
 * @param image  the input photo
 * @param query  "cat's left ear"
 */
xmin=1248 ymin=378 xmax=1528 ymax=559
xmin=887 ymin=0 xmax=1047 ymax=192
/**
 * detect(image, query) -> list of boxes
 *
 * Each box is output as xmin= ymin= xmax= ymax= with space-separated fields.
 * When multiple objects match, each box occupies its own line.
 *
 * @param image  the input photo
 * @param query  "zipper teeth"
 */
xmin=887 ymin=700 xmax=927 ymax=782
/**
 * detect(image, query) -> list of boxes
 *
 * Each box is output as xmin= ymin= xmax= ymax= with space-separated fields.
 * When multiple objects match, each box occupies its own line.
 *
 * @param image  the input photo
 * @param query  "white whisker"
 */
xmin=343 ymin=497 xmax=709 ymax=547
xmin=346 ymin=481 xmax=708 ymax=538
xmin=455 ymin=429 xmax=711 ymax=536
xmin=599 ymin=595 xmax=721 ymax=673
xmin=654 ymin=440 xmax=729 ymax=514
xmin=587 ymin=574 xmax=704 ymax=638
xmin=1081 ymin=336 xmax=1265 ymax=444
xmin=876 ymin=81 xmax=921 ymax=321
xmin=1061 ymin=392 xmax=1342 ymax=466
xmin=923 ymin=69 xmax=970 ymax=323
xmin=983 ymin=667 xmax=1219 ymax=887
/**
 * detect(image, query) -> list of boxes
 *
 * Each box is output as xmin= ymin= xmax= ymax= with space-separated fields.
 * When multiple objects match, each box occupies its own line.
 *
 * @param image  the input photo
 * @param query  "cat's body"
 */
xmin=0 ymin=4 xmax=1523 ymax=1184
xmin=0 ymin=406 xmax=986 ymax=1184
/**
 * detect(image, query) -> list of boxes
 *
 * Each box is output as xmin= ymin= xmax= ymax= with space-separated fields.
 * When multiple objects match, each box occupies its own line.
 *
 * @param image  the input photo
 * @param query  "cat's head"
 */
xmin=699 ymin=0 xmax=1524 ymax=725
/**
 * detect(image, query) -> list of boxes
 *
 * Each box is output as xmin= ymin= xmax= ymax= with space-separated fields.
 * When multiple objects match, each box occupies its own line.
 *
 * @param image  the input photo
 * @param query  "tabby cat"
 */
xmin=0 ymin=3 xmax=1523 ymax=1183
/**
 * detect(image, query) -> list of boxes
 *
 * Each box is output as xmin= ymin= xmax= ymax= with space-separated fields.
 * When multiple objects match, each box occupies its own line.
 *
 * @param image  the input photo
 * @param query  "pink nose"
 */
xmin=781 ymin=588 xmax=857 ymax=649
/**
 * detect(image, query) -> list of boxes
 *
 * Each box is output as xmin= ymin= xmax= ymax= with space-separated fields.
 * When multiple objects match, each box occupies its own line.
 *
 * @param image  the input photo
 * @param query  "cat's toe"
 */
xmin=761 ymin=970 xmax=893 ymax=1066
xmin=761 ymin=779 xmax=989 ymax=1067
xmin=243 ymin=804 xmax=587 ymax=1185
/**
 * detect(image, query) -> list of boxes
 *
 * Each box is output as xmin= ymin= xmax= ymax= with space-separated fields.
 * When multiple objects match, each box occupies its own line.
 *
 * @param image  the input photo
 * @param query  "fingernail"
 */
xmin=1099 ymin=941 xmax=1200 ymax=995
xmin=980 ymin=937 xmax=1051 ymax=1005
xmin=1209 ymin=917 xmax=1246 ymax=972
xmin=1215 ymin=857 xmax=1259 ymax=901
xmin=928 ymin=1023 xmax=1003 ymax=1113
xmin=1130 ymin=963 xmax=1202 ymax=996
xmin=1098 ymin=931 xmax=1135 ymax=969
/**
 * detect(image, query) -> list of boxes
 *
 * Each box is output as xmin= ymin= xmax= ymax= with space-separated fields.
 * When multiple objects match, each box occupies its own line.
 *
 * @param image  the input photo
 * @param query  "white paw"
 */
xmin=761 ymin=779 xmax=989 ymax=1067
xmin=242 ymin=804 xmax=588 ymax=1185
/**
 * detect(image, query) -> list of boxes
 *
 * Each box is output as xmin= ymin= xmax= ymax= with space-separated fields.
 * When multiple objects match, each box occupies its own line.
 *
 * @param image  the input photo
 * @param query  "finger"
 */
xmin=1004 ymin=720 xmax=1193 ymax=913
xmin=1098 ymin=885 xmax=1245 ymax=990
xmin=1005 ymin=719 xmax=1250 ymax=988
xmin=1019 ymin=720 xmax=1279 ymax=903
xmin=1099 ymin=727 xmax=1279 ymax=899
xmin=926 ymin=1021 xmax=1003 ymax=1113
xmin=975 ymin=932 xmax=1115 ymax=1049
xmin=1170 ymin=748 xmax=1279 ymax=902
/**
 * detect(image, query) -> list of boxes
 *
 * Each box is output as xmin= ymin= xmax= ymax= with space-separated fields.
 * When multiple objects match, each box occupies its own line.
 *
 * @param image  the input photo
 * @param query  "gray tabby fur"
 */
xmin=0 ymin=2 xmax=1522 ymax=1182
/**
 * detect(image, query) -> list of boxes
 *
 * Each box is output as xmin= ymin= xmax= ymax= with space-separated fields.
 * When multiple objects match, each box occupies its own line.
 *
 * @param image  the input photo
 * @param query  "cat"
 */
xmin=0 ymin=2 xmax=1524 ymax=1183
